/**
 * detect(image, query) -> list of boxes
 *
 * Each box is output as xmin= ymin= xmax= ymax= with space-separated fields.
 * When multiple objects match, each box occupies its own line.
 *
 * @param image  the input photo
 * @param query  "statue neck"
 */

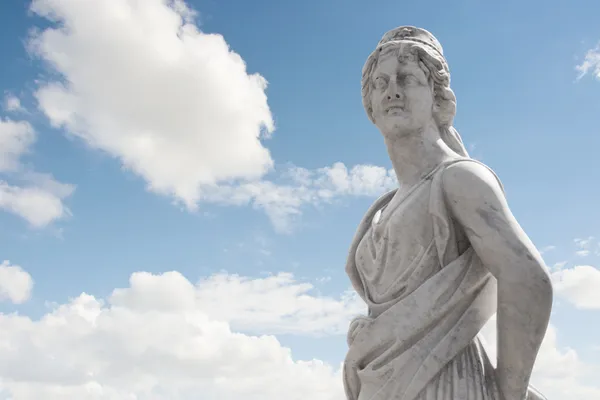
xmin=383 ymin=123 xmax=461 ymax=188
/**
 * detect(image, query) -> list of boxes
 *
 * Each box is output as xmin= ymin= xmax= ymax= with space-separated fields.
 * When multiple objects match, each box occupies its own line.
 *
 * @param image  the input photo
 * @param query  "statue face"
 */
xmin=369 ymin=48 xmax=434 ymax=136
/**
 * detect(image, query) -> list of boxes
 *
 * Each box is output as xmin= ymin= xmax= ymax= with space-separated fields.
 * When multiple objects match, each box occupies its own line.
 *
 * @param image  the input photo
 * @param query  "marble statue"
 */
xmin=343 ymin=26 xmax=553 ymax=400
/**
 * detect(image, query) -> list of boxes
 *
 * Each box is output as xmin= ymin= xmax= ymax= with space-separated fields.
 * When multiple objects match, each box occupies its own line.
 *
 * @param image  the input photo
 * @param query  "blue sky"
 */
xmin=0 ymin=0 xmax=599 ymax=399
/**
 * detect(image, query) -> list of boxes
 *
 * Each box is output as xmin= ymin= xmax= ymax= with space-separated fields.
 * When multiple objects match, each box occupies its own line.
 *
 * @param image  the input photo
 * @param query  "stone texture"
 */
xmin=343 ymin=26 xmax=553 ymax=400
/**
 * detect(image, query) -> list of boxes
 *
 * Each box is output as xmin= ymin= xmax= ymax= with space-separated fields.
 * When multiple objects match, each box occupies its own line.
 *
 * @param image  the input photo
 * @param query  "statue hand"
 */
xmin=347 ymin=316 xmax=372 ymax=346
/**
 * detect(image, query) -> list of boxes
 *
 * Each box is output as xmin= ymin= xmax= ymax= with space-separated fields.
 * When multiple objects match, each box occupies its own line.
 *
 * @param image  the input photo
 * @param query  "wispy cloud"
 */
xmin=0 ymin=118 xmax=74 ymax=227
xmin=574 ymin=236 xmax=595 ymax=257
xmin=540 ymin=245 xmax=556 ymax=255
xmin=576 ymin=43 xmax=600 ymax=80
xmin=552 ymin=261 xmax=568 ymax=271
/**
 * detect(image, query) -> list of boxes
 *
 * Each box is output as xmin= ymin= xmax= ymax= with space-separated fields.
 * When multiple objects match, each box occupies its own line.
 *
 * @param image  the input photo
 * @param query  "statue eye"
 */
xmin=374 ymin=76 xmax=388 ymax=90
xmin=403 ymin=75 xmax=419 ymax=85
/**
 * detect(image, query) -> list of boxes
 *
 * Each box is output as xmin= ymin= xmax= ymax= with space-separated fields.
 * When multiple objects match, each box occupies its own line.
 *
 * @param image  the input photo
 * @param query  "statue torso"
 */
xmin=355 ymin=165 xmax=469 ymax=318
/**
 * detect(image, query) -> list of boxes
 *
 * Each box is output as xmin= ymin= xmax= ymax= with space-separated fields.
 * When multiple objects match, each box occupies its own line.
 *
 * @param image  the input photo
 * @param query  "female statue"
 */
xmin=343 ymin=26 xmax=553 ymax=400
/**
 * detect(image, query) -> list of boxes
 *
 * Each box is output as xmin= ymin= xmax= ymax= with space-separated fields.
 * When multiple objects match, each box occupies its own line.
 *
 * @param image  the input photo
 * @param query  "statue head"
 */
xmin=362 ymin=26 xmax=468 ymax=156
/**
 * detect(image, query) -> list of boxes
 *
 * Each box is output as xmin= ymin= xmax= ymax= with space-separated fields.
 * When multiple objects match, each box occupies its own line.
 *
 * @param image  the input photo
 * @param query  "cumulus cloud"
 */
xmin=0 ymin=260 xmax=33 ymax=304
xmin=576 ymin=43 xmax=600 ymax=80
xmin=1 ymin=268 xmax=597 ymax=400
xmin=193 ymin=272 xmax=364 ymax=335
xmin=26 ymin=0 xmax=397 ymax=232
xmin=0 ymin=182 xmax=72 ymax=228
xmin=0 ymin=119 xmax=74 ymax=227
xmin=480 ymin=316 xmax=600 ymax=399
xmin=29 ymin=0 xmax=275 ymax=209
xmin=551 ymin=265 xmax=600 ymax=309
xmin=111 ymin=271 xmax=365 ymax=336
xmin=0 ymin=270 xmax=360 ymax=399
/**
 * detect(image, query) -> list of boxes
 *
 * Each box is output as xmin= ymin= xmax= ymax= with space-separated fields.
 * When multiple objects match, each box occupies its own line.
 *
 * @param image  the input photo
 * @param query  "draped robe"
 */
xmin=342 ymin=158 xmax=546 ymax=400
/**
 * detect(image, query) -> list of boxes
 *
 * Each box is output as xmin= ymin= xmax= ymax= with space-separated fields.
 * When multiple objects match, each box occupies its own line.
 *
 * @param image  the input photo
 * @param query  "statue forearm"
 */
xmin=495 ymin=272 xmax=553 ymax=400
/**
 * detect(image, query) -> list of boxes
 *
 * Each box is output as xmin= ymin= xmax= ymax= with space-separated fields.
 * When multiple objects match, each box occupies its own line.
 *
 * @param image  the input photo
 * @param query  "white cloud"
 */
xmin=1 ymin=268 xmax=598 ymax=399
xmin=0 ymin=260 xmax=33 ymax=304
xmin=551 ymin=265 xmax=600 ymax=309
xmin=0 ymin=181 xmax=73 ymax=228
xmin=203 ymin=164 xmax=396 ymax=232
xmin=110 ymin=271 xmax=365 ymax=336
xmin=0 ymin=119 xmax=74 ymax=227
xmin=574 ymin=236 xmax=594 ymax=248
xmin=26 ymin=0 xmax=397 ymax=232
xmin=292 ymin=163 xmax=397 ymax=198
xmin=0 ymin=270 xmax=356 ymax=400
xmin=480 ymin=316 xmax=600 ymax=399
xmin=29 ymin=0 xmax=274 ymax=210
xmin=552 ymin=261 xmax=568 ymax=271
xmin=193 ymin=272 xmax=364 ymax=335
xmin=0 ymin=119 xmax=35 ymax=173
xmin=574 ymin=236 xmax=594 ymax=258
xmin=575 ymin=250 xmax=590 ymax=257
xmin=539 ymin=245 xmax=556 ymax=255
xmin=2 ymin=94 xmax=25 ymax=113
xmin=576 ymin=43 xmax=600 ymax=80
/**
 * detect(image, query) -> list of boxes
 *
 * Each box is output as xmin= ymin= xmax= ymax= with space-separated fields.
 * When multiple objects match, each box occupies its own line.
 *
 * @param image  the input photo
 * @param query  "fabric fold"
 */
xmin=342 ymin=159 xmax=541 ymax=400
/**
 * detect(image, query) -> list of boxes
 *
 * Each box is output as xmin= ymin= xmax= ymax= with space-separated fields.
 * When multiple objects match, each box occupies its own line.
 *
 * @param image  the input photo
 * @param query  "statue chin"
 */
xmin=377 ymin=119 xmax=421 ymax=139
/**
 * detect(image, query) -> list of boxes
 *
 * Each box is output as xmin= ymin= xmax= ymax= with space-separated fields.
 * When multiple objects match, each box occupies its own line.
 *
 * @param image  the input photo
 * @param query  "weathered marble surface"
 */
xmin=343 ymin=26 xmax=553 ymax=400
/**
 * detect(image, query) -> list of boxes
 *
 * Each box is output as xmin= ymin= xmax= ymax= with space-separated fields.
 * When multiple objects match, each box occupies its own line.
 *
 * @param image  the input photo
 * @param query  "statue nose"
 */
xmin=387 ymin=93 xmax=402 ymax=100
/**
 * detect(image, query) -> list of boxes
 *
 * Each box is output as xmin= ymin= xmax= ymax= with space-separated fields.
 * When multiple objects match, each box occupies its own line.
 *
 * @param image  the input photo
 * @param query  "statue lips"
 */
xmin=384 ymin=102 xmax=406 ymax=115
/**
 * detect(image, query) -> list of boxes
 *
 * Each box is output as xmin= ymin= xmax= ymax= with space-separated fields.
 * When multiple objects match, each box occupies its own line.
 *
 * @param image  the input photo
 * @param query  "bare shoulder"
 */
xmin=441 ymin=160 xmax=505 ymax=206
xmin=440 ymin=160 xmax=514 ymax=248
xmin=439 ymin=159 xmax=546 ymax=279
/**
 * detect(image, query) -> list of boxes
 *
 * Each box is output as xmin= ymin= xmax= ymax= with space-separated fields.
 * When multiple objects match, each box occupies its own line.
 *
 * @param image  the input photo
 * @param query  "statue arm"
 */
xmin=441 ymin=161 xmax=553 ymax=400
